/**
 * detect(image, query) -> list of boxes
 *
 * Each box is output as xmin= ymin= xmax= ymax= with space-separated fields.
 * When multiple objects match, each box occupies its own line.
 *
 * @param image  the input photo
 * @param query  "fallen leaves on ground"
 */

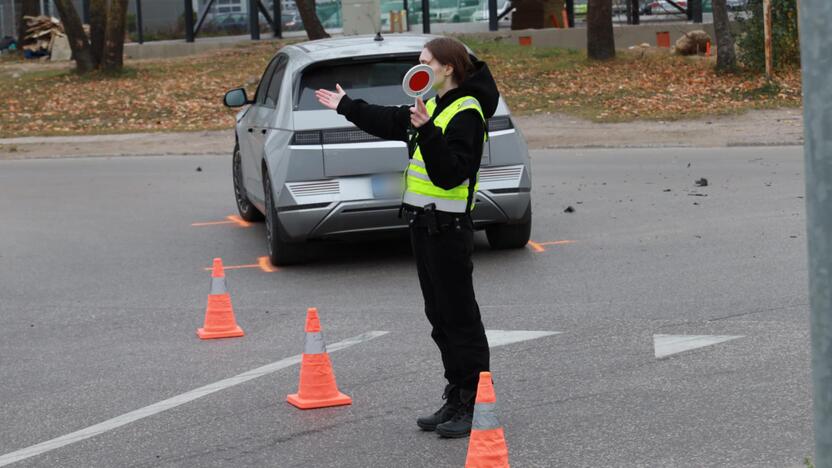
xmin=0 ymin=38 xmax=802 ymax=138
xmin=465 ymin=37 xmax=802 ymax=121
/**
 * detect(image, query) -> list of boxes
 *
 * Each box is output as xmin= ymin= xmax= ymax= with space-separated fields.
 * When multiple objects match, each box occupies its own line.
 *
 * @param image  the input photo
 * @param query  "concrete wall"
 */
xmin=462 ymin=22 xmax=718 ymax=50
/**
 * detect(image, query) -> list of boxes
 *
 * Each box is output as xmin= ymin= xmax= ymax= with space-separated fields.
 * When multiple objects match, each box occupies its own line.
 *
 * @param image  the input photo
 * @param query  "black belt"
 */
xmin=403 ymin=203 xmax=468 ymax=235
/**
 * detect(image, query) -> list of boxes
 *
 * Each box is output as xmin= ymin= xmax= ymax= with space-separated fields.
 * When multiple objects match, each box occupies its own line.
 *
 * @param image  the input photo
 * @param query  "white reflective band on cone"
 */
xmin=210 ymin=277 xmax=227 ymax=295
xmin=304 ymin=332 xmax=327 ymax=354
xmin=471 ymin=402 xmax=501 ymax=430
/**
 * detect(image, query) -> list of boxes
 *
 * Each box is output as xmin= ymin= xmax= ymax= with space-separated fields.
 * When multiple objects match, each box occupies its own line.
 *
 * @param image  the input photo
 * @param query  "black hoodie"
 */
xmin=336 ymin=60 xmax=500 ymax=192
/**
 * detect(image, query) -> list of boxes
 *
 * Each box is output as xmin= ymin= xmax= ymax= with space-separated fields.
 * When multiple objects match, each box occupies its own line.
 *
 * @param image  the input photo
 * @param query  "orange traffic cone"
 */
xmin=465 ymin=372 xmax=510 ymax=468
xmin=287 ymin=308 xmax=352 ymax=409
xmin=197 ymin=258 xmax=244 ymax=340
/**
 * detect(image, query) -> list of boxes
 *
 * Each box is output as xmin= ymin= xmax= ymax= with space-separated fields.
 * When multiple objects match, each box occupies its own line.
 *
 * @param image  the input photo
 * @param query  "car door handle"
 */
xmin=247 ymin=128 xmax=254 ymax=133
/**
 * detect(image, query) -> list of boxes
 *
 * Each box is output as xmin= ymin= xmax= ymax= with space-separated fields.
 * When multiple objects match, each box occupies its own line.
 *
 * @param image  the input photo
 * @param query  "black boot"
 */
xmin=435 ymin=388 xmax=476 ymax=438
xmin=417 ymin=384 xmax=461 ymax=431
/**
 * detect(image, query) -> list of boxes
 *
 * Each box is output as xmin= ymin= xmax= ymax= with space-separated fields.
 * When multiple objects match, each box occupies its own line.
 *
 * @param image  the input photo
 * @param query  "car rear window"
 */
xmin=296 ymin=57 xmax=436 ymax=110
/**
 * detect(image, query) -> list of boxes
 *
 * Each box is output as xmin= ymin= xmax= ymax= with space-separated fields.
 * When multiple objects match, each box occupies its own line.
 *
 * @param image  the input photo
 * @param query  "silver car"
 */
xmin=223 ymin=34 xmax=532 ymax=266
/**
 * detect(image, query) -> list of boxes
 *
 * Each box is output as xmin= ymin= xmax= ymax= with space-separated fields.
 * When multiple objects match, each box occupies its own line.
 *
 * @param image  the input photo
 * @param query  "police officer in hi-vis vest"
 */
xmin=316 ymin=36 xmax=500 ymax=438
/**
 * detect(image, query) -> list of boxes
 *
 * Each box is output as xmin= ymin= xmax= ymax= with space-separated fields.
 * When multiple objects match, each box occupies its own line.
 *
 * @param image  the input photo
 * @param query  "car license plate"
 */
xmin=372 ymin=174 xmax=403 ymax=199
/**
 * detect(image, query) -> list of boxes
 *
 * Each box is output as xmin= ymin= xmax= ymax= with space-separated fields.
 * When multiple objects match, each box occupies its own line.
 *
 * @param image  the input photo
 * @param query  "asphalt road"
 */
xmin=0 ymin=146 xmax=812 ymax=467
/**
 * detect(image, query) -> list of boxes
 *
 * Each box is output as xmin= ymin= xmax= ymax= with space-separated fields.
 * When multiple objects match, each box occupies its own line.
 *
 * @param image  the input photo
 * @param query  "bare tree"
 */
xmin=90 ymin=0 xmax=107 ymax=65
xmin=102 ymin=0 xmax=128 ymax=71
xmin=712 ymin=0 xmax=737 ymax=72
xmin=296 ymin=0 xmax=330 ymax=40
xmin=16 ymin=0 xmax=39 ymax=54
xmin=587 ymin=0 xmax=615 ymax=60
xmin=53 ymin=0 xmax=96 ymax=73
xmin=52 ymin=0 xmax=129 ymax=73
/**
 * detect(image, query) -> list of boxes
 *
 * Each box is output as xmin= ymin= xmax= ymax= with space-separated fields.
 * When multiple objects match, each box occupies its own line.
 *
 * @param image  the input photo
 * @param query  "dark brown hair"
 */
xmin=424 ymin=37 xmax=475 ymax=85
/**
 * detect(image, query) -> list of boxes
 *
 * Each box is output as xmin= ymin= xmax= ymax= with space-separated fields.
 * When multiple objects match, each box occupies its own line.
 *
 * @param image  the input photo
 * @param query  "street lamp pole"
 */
xmin=801 ymin=0 xmax=832 ymax=466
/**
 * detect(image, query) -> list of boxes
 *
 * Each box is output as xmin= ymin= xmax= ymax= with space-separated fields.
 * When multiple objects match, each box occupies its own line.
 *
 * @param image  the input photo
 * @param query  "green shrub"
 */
xmin=736 ymin=0 xmax=800 ymax=71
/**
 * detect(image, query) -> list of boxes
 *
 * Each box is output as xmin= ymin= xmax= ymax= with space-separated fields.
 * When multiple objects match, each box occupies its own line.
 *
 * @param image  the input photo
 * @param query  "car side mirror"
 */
xmin=223 ymin=88 xmax=251 ymax=108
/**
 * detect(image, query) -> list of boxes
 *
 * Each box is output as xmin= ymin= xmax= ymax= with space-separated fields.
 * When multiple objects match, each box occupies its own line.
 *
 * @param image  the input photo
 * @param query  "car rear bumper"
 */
xmin=276 ymin=165 xmax=532 ymax=241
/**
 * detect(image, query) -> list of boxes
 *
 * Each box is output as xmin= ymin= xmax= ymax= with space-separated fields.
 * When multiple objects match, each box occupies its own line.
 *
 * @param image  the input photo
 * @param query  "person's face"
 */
xmin=419 ymin=48 xmax=453 ymax=91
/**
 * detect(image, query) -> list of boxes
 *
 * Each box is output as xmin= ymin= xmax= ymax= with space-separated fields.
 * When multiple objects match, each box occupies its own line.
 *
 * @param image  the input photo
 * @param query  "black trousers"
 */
xmin=408 ymin=211 xmax=490 ymax=391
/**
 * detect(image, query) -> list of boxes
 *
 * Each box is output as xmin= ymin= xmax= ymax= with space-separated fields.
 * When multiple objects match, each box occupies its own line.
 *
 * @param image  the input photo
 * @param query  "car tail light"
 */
xmin=291 ymin=130 xmax=322 ymax=145
xmin=293 ymin=119 xmax=513 ymax=146
xmin=292 ymin=128 xmax=384 ymax=145
xmin=487 ymin=116 xmax=514 ymax=132
xmin=322 ymin=128 xmax=383 ymax=144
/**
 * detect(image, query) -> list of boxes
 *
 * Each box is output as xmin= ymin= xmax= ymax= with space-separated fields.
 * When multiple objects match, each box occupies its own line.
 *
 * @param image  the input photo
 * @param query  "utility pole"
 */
xmin=763 ymin=0 xmax=773 ymax=78
xmin=488 ymin=0 xmax=497 ymax=31
xmin=421 ymin=0 xmax=430 ymax=33
xmin=800 ymin=0 xmax=832 ymax=466
xmin=249 ymin=0 xmax=260 ymax=40
xmin=135 ymin=0 xmax=144 ymax=44
xmin=272 ymin=0 xmax=282 ymax=38
xmin=184 ymin=0 xmax=195 ymax=42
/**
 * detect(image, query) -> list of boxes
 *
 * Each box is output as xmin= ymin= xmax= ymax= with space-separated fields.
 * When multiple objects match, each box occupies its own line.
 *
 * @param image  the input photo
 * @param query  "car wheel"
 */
xmin=233 ymin=143 xmax=264 ymax=222
xmin=485 ymin=205 xmax=532 ymax=250
xmin=263 ymin=169 xmax=305 ymax=266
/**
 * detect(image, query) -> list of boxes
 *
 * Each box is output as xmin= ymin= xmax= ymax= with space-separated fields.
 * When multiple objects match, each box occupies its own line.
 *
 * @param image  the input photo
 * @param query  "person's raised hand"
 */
xmin=314 ymin=84 xmax=346 ymax=110
xmin=410 ymin=97 xmax=429 ymax=128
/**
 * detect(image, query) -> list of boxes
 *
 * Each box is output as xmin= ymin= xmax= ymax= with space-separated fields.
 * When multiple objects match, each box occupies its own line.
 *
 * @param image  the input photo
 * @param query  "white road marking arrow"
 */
xmin=486 ymin=330 xmax=562 ymax=348
xmin=653 ymin=334 xmax=743 ymax=359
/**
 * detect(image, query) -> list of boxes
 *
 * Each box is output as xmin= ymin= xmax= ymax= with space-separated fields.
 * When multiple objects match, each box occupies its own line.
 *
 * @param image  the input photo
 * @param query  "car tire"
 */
xmin=485 ymin=205 xmax=532 ymax=250
xmin=233 ymin=142 xmax=265 ymax=222
xmin=263 ymin=168 xmax=305 ymax=266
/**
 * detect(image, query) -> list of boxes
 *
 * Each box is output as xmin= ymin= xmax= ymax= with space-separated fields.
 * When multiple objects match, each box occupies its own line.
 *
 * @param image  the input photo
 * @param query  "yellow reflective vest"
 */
xmin=402 ymin=95 xmax=487 ymax=213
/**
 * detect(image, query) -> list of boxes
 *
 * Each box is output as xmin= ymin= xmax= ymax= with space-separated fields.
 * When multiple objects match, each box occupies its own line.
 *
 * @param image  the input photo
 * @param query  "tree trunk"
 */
xmin=53 ymin=0 xmax=96 ymax=73
xmin=296 ymin=0 xmax=330 ymax=40
xmin=90 ymin=0 xmax=108 ymax=67
xmin=102 ymin=0 xmax=128 ymax=71
xmin=711 ymin=0 xmax=737 ymax=72
xmin=587 ymin=0 xmax=615 ymax=60
xmin=17 ymin=0 xmax=40 ymax=53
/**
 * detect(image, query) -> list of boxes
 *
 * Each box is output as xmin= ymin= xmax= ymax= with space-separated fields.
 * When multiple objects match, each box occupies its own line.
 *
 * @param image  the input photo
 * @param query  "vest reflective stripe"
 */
xmin=409 ymin=158 xmax=426 ymax=169
xmin=407 ymin=166 xmax=470 ymax=187
xmin=210 ymin=277 xmax=227 ymax=295
xmin=406 ymin=168 xmax=433 ymax=183
xmin=403 ymin=191 xmax=469 ymax=213
xmin=405 ymin=95 xmax=486 ymax=213
xmin=304 ymin=331 xmax=327 ymax=354
xmin=471 ymin=402 xmax=501 ymax=430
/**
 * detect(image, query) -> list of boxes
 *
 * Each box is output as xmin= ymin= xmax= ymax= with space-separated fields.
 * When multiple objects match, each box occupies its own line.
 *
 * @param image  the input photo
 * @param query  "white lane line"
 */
xmin=653 ymin=334 xmax=743 ymax=359
xmin=486 ymin=330 xmax=561 ymax=348
xmin=0 ymin=331 xmax=388 ymax=467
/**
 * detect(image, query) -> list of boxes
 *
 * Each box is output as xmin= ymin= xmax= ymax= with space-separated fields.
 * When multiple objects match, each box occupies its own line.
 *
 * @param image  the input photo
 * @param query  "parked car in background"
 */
xmin=471 ymin=0 xmax=513 ymax=23
xmin=726 ymin=0 xmax=748 ymax=10
xmin=407 ymin=0 xmax=483 ymax=23
xmin=206 ymin=13 xmax=249 ymax=32
xmin=282 ymin=11 xmax=304 ymax=31
xmin=223 ymin=35 xmax=533 ymax=265
xmin=641 ymin=0 xmax=687 ymax=14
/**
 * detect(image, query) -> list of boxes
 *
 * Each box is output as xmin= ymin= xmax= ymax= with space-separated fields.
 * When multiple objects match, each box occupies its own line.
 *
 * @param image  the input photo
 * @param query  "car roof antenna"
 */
xmin=375 ymin=31 xmax=384 ymax=41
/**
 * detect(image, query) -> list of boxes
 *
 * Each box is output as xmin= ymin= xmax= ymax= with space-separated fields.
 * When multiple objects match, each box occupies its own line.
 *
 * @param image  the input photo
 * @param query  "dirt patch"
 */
xmin=514 ymin=107 xmax=803 ymax=149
